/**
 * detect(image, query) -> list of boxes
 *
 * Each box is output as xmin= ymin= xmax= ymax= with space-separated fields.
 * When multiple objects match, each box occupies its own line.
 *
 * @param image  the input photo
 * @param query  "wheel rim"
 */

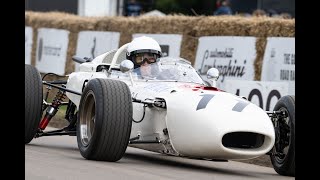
xmin=273 ymin=107 xmax=291 ymax=164
xmin=80 ymin=90 xmax=96 ymax=147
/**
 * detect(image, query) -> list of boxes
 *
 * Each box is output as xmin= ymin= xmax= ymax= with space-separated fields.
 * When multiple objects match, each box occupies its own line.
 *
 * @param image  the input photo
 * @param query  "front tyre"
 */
xmin=25 ymin=65 xmax=43 ymax=144
xmin=77 ymin=79 xmax=132 ymax=161
xmin=270 ymin=95 xmax=295 ymax=176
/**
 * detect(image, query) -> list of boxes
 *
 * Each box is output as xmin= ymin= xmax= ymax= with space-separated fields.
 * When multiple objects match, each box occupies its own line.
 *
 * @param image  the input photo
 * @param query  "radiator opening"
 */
xmin=222 ymin=132 xmax=265 ymax=149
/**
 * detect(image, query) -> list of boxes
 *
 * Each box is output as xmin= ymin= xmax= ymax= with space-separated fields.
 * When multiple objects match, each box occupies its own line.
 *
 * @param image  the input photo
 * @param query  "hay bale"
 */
xmin=25 ymin=11 xmax=97 ymax=31
xmin=25 ymin=11 xmax=295 ymax=79
xmin=26 ymin=11 xmax=98 ymax=73
xmin=254 ymin=37 xmax=267 ymax=80
xmin=193 ymin=16 xmax=256 ymax=36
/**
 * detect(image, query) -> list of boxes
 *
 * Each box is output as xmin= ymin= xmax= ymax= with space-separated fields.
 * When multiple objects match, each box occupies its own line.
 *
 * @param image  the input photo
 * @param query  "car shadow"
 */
xmin=123 ymin=151 xmax=274 ymax=178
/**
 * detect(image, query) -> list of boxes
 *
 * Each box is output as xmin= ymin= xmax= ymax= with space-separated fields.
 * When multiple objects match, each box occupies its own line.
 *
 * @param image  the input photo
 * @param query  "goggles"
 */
xmin=133 ymin=53 xmax=158 ymax=65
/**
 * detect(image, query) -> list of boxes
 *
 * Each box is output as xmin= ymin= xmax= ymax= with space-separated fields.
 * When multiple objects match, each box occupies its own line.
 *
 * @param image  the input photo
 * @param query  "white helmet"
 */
xmin=127 ymin=36 xmax=162 ymax=67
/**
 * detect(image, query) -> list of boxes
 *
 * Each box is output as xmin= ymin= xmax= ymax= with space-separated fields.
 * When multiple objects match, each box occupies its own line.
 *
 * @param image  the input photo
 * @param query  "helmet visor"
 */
xmin=133 ymin=53 xmax=158 ymax=65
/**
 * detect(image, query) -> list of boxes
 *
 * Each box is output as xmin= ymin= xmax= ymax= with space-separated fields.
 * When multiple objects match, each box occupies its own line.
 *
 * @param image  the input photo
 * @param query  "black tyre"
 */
xmin=25 ymin=64 xmax=43 ymax=144
xmin=77 ymin=79 xmax=132 ymax=161
xmin=270 ymin=95 xmax=295 ymax=176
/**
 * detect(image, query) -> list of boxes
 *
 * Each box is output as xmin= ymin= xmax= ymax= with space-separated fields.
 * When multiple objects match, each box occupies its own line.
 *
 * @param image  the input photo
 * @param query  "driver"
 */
xmin=126 ymin=36 xmax=162 ymax=78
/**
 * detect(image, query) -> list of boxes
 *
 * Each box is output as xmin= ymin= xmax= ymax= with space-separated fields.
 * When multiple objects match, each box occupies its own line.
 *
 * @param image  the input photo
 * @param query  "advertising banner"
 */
xmin=25 ymin=26 xmax=33 ymax=65
xmin=261 ymin=37 xmax=295 ymax=95
xmin=225 ymin=80 xmax=289 ymax=111
xmin=35 ymin=28 xmax=70 ymax=75
xmin=75 ymin=31 xmax=120 ymax=71
xmin=194 ymin=36 xmax=256 ymax=90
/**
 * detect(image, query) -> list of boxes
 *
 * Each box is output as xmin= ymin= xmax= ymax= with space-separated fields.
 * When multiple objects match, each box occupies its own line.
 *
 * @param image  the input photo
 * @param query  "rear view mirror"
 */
xmin=207 ymin=68 xmax=219 ymax=87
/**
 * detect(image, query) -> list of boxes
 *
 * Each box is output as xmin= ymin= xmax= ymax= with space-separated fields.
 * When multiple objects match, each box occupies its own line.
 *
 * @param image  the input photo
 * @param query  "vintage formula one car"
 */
xmin=25 ymin=43 xmax=295 ymax=177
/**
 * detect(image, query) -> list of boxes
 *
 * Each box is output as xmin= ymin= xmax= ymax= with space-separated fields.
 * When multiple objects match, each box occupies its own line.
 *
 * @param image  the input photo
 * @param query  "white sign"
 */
xmin=75 ymin=31 xmax=120 ymax=71
xmin=132 ymin=33 xmax=182 ymax=57
xmin=78 ymin=0 xmax=121 ymax=16
xmin=194 ymin=36 xmax=256 ymax=90
xmin=225 ymin=80 xmax=289 ymax=111
xmin=25 ymin=26 xmax=33 ymax=65
xmin=261 ymin=37 xmax=295 ymax=95
xmin=35 ymin=28 xmax=70 ymax=75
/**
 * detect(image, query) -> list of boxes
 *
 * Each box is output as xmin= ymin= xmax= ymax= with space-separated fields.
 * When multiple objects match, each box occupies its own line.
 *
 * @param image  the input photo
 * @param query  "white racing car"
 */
xmin=25 ymin=43 xmax=295 ymax=177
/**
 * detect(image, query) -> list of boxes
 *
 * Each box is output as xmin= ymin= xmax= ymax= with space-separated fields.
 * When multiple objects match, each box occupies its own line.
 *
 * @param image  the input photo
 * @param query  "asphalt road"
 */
xmin=25 ymin=133 xmax=294 ymax=180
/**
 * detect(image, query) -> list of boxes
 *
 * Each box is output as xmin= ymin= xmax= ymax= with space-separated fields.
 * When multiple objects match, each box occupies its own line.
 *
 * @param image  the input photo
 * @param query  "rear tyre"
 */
xmin=270 ymin=95 xmax=295 ymax=176
xmin=25 ymin=65 xmax=43 ymax=144
xmin=77 ymin=79 xmax=132 ymax=161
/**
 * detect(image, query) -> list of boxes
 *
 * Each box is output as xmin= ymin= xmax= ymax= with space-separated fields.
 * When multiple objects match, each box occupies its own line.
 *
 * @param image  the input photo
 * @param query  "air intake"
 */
xmin=222 ymin=132 xmax=265 ymax=149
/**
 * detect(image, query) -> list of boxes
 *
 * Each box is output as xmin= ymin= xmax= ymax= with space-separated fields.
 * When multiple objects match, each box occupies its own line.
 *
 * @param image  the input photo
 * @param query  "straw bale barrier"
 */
xmin=25 ymin=11 xmax=294 ymax=80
